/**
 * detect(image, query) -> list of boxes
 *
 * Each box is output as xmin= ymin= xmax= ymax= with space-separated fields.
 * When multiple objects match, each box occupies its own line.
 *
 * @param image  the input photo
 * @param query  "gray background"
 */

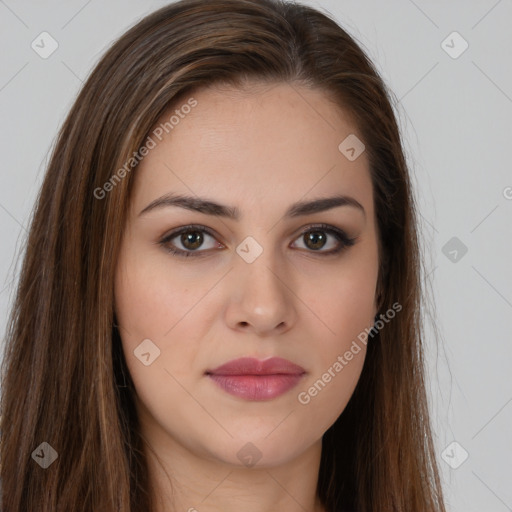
xmin=0 ymin=0 xmax=511 ymax=510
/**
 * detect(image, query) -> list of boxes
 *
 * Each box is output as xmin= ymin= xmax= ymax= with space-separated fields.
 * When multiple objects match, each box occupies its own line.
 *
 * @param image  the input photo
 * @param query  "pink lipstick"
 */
xmin=206 ymin=357 xmax=306 ymax=401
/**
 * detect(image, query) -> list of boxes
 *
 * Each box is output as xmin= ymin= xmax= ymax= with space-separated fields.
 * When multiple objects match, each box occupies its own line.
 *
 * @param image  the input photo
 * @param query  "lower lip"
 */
xmin=207 ymin=373 xmax=304 ymax=401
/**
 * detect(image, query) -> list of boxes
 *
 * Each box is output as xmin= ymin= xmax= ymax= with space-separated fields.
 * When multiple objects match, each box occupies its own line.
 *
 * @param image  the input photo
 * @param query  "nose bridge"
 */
xmin=235 ymin=233 xmax=285 ymax=297
xmin=227 ymin=232 xmax=295 ymax=332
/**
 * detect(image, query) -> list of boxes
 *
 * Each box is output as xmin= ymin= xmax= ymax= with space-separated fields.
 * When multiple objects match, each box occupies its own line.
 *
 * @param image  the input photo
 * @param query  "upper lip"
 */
xmin=206 ymin=357 xmax=306 ymax=376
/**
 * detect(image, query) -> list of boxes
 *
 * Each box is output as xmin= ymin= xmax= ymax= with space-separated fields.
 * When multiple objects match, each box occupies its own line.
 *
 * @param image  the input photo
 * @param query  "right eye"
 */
xmin=159 ymin=225 xmax=224 ymax=258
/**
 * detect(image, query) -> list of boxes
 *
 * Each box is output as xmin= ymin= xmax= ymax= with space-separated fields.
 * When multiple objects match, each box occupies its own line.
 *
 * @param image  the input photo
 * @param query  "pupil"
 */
xmin=306 ymin=231 xmax=325 ymax=250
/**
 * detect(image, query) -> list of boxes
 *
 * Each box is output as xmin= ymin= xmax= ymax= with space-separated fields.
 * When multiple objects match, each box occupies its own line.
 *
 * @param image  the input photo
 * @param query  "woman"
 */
xmin=0 ymin=0 xmax=446 ymax=510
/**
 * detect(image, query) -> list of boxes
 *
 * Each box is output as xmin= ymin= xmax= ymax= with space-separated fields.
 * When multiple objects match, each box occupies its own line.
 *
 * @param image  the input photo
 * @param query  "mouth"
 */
xmin=205 ymin=357 xmax=306 ymax=401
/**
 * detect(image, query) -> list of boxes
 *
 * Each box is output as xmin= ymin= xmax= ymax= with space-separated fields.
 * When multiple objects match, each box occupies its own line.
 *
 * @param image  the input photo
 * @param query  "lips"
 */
xmin=207 ymin=356 xmax=306 ymax=376
xmin=205 ymin=357 xmax=306 ymax=401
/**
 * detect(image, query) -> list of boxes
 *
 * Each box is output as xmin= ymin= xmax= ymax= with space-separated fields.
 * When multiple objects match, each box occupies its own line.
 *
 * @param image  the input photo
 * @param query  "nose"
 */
xmin=224 ymin=246 xmax=297 ymax=336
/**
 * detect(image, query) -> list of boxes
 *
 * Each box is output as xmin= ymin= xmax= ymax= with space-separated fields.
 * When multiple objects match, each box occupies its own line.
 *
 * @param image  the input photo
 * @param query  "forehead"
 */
xmin=131 ymin=82 xmax=373 ymax=218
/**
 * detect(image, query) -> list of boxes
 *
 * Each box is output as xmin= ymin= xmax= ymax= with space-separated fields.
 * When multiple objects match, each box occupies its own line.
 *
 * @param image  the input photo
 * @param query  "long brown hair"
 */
xmin=0 ymin=0 xmax=446 ymax=510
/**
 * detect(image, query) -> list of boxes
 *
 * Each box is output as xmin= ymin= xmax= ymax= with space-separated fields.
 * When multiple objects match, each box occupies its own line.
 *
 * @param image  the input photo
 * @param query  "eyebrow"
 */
xmin=138 ymin=193 xmax=365 ymax=220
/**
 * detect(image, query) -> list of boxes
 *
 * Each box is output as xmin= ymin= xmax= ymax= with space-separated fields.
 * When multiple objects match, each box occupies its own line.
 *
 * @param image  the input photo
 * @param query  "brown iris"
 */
xmin=180 ymin=230 xmax=204 ymax=250
xmin=303 ymin=231 xmax=327 ymax=250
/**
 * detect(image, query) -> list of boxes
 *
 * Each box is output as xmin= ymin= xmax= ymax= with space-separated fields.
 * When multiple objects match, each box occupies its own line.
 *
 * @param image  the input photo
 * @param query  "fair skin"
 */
xmin=114 ymin=81 xmax=380 ymax=512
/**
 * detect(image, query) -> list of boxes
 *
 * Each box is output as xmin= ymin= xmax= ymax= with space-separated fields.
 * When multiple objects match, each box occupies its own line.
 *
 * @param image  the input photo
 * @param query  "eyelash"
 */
xmin=158 ymin=223 xmax=357 ymax=258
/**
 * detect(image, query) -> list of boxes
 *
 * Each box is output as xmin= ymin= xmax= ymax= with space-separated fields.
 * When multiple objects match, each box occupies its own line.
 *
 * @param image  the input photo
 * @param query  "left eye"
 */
xmin=292 ymin=228 xmax=345 ymax=252
xmin=159 ymin=224 xmax=356 ymax=258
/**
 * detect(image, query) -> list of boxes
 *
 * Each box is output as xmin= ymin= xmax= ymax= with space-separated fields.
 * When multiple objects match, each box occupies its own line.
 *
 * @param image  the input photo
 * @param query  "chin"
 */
xmin=200 ymin=431 xmax=317 ymax=470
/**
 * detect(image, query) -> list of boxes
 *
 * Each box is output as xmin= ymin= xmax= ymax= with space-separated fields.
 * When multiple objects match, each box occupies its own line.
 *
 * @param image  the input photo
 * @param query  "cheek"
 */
xmin=294 ymin=280 xmax=372 ymax=435
xmin=292 ymin=248 xmax=377 ymax=427
xmin=114 ymin=240 xmax=208 ymax=341
xmin=113 ymin=244 xmax=211 ymax=390
xmin=312 ymin=274 xmax=376 ymax=339
xmin=304 ymin=243 xmax=379 ymax=350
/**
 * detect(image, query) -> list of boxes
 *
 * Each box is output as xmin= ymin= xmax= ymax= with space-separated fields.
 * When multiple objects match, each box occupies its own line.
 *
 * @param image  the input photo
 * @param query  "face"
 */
xmin=114 ymin=81 xmax=380 ymax=468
